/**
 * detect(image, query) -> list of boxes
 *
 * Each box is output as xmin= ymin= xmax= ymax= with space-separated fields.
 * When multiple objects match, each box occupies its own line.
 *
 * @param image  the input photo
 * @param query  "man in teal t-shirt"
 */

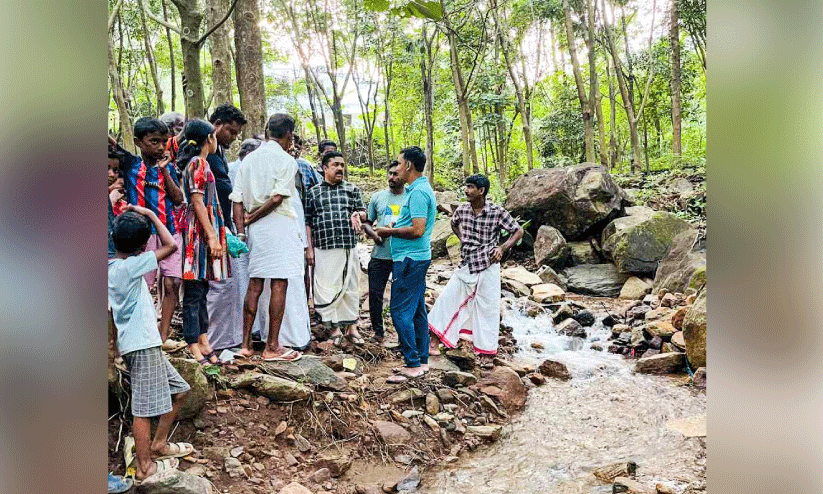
xmin=375 ymin=146 xmax=437 ymax=382
xmin=362 ymin=161 xmax=406 ymax=344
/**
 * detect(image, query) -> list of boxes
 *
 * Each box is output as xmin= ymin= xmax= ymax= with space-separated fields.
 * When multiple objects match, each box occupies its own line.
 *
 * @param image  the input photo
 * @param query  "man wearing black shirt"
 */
xmin=208 ymin=104 xmax=248 ymax=229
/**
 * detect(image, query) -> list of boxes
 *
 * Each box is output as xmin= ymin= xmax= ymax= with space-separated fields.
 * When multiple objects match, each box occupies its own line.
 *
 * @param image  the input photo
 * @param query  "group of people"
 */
xmin=106 ymin=104 xmax=523 ymax=483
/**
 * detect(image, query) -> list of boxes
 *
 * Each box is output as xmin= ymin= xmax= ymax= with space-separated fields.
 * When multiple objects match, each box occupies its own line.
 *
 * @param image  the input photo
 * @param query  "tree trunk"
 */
xmin=562 ymin=0 xmax=595 ymax=163
xmin=670 ymin=0 xmax=682 ymax=156
xmin=586 ymin=0 xmax=607 ymax=165
xmin=445 ymin=21 xmax=478 ymax=175
xmin=161 ymin=0 xmax=176 ymax=111
xmin=421 ymin=24 xmax=435 ymax=181
xmin=109 ymin=35 xmax=135 ymax=152
xmin=549 ymin=21 xmax=559 ymax=73
xmin=642 ymin=109 xmax=649 ymax=170
xmin=208 ymin=0 xmax=233 ymax=107
xmin=138 ymin=0 xmax=165 ymax=115
xmin=607 ymin=58 xmax=617 ymax=168
xmin=170 ymin=0 xmax=206 ymax=119
xmin=233 ymin=0 xmax=266 ymax=137
xmin=305 ymin=76 xmax=323 ymax=144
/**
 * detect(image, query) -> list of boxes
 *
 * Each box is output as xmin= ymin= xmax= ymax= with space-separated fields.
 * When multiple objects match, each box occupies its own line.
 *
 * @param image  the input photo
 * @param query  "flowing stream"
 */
xmin=422 ymin=301 xmax=707 ymax=494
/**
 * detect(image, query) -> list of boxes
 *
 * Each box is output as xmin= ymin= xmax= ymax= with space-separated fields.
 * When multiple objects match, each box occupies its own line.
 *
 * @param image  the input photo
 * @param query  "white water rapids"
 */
xmin=422 ymin=301 xmax=707 ymax=493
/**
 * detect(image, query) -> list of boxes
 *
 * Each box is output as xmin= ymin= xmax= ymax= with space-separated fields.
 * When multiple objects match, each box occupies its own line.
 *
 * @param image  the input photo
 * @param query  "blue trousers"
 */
xmin=390 ymin=257 xmax=431 ymax=368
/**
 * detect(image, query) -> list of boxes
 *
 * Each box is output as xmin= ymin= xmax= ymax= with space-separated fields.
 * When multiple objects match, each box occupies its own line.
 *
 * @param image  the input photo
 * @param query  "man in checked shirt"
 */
xmin=428 ymin=174 xmax=523 ymax=367
xmin=305 ymin=151 xmax=368 ymax=346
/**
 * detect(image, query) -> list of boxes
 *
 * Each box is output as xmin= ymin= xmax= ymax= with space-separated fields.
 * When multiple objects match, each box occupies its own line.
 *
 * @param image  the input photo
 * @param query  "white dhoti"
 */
xmin=246 ymin=210 xmax=303 ymax=280
xmin=206 ymin=256 xmax=243 ymax=351
xmin=314 ymin=247 xmax=360 ymax=326
xmin=428 ymin=263 xmax=501 ymax=355
xmin=233 ymin=251 xmax=270 ymax=339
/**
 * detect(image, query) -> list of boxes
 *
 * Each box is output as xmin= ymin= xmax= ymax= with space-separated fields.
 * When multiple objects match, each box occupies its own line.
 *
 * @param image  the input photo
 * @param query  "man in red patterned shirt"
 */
xmin=428 ymin=174 xmax=523 ymax=366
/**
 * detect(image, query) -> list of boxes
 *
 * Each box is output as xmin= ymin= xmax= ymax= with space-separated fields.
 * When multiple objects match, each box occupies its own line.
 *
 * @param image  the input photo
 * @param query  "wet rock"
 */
xmin=645 ymin=321 xmax=676 ymax=339
xmin=602 ymin=211 xmax=695 ymax=275
xmin=592 ymin=461 xmax=637 ymax=482
xmin=504 ymin=163 xmax=624 ymax=240
xmin=533 ymin=225 xmax=570 ymax=268
xmin=501 ymin=266 xmax=543 ymax=287
xmin=425 ymin=393 xmax=440 ymax=415
xmin=536 ymin=264 xmax=567 ymax=289
xmin=444 ymin=348 xmax=476 ymax=371
xmin=634 ymin=352 xmax=685 ymax=374
xmin=373 ymin=420 xmax=411 ymax=444
xmin=466 ymin=425 xmax=503 ymax=439
xmin=229 ymin=372 xmax=311 ymax=402
xmin=556 ymin=318 xmax=585 ymax=338
xmin=478 ymin=366 xmax=527 ymax=411
xmin=692 ymin=367 xmax=706 ymax=388
xmin=531 ymin=283 xmax=565 ymax=303
xmin=168 ymin=358 xmax=210 ymax=420
xmin=613 ymin=476 xmax=652 ymax=493
xmin=573 ymin=309 xmax=595 ymax=327
xmin=538 ymin=359 xmax=572 ymax=381
xmin=552 ymin=303 xmax=574 ymax=323
xmin=567 ymin=240 xmax=600 ymax=265
xmin=136 ymin=468 xmax=212 ymax=494
xmin=501 ymin=277 xmax=530 ymax=298
xmin=278 ymin=482 xmax=313 ymax=494
xmin=620 ymin=277 xmax=652 ymax=300
xmin=652 ymin=230 xmax=706 ymax=294
xmin=682 ymin=288 xmax=707 ymax=368
xmin=528 ymin=373 xmax=546 ymax=385
xmin=564 ymin=264 xmax=630 ymax=298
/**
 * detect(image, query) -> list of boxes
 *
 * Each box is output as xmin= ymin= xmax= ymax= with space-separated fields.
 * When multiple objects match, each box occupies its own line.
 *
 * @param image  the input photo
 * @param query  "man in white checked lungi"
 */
xmin=230 ymin=113 xmax=303 ymax=362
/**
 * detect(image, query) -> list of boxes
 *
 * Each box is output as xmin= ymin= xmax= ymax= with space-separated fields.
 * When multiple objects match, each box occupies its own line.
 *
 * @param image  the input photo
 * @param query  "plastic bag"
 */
xmin=226 ymin=232 xmax=249 ymax=258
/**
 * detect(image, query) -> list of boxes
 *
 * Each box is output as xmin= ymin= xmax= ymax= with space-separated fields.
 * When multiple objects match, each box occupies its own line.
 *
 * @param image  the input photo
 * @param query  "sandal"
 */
xmin=204 ymin=350 xmax=222 ymax=365
xmin=152 ymin=442 xmax=195 ymax=461
xmin=387 ymin=368 xmax=425 ymax=383
xmin=135 ymin=457 xmax=178 ymax=484
xmin=108 ymin=472 xmax=133 ymax=494
xmin=263 ymin=349 xmax=302 ymax=362
xmin=347 ymin=333 xmax=365 ymax=345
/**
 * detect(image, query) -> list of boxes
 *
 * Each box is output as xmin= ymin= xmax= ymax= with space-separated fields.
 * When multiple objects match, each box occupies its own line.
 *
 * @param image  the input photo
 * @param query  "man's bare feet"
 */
xmin=135 ymin=457 xmax=179 ymax=481
xmin=237 ymin=347 xmax=255 ymax=358
xmin=261 ymin=346 xmax=301 ymax=361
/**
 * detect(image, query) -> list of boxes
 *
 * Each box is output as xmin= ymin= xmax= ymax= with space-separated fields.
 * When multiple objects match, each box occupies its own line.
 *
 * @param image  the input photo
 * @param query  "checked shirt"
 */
xmin=305 ymin=180 xmax=366 ymax=250
xmin=451 ymin=202 xmax=520 ymax=274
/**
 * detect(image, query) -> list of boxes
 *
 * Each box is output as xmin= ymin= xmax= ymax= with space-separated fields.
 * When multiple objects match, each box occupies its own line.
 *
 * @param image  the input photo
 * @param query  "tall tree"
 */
xmin=234 ymin=0 xmax=266 ymax=137
xmin=161 ymin=0 xmax=177 ymax=111
xmin=670 ymin=0 xmax=682 ymax=156
xmin=562 ymin=0 xmax=595 ymax=163
xmin=208 ymin=0 xmax=234 ymax=107
xmin=109 ymin=6 xmax=134 ymax=151
xmin=585 ymin=0 xmax=607 ymax=165
xmin=138 ymin=0 xmax=165 ymax=115
xmin=419 ymin=23 xmax=438 ymax=181
xmin=353 ymin=59 xmax=380 ymax=172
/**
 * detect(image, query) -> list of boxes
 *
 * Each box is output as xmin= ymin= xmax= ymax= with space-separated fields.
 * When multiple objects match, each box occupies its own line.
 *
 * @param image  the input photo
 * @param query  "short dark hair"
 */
xmin=266 ymin=113 xmax=295 ymax=139
xmin=292 ymin=134 xmax=303 ymax=147
xmin=133 ymin=117 xmax=168 ymax=140
xmin=238 ymin=138 xmax=262 ymax=159
xmin=465 ymin=174 xmax=491 ymax=197
xmin=321 ymin=151 xmax=345 ymax=168
xmin=112 ymin=212 xmax=152 ymax=254
xmin=318 ymin=139 xmax=337 ymax=155
xmin=209 ymin=104 xmax=247 ymax=126
xmin=399 ymin=146 xmax=426 ymax=172
xmin=386 ymin=160 xmax=400 ymax=170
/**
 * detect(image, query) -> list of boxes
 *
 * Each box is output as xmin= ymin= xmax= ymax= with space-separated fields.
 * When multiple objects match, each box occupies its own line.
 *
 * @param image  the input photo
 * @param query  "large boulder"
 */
xmin=536 ymin=264 xmax=567 ymax=289
xmin=504 ymin=163 xmax=625 ymax=240
xmin=619 ymin=276 xmax=652 ymax=300
xmin=446 ymin=234 xmax=461 ymax=264
xmin=477 ymin=366 xmax=527 ymax=411
xmin=533 ymin=225 xmax=570 ymax=268
xmin=602 ymin=210 xmax=695 ymax=274
xmin=168 ymin=358 xmax=210 ymax=420
xmin=501 ymin=266 xmax=543 ymax=287
xmin=531 ymin=283 xmax=565 ymax=303
xmin=563 ymin=264 xmax=630 ymax=297
xmin=682 ymin=288 xmax=707 ymax=368
xmin=567 ymin=240 xmax=600 ymax=265
xmin=434 ymin=190 xmax=461 ymax=215
xmin=260 ymin=356 xmax=347 ymax=392
xmin=652 ymin=230 xmax=707 ymax=294
xmin=430 ymin=219 xmax=453 ymax=258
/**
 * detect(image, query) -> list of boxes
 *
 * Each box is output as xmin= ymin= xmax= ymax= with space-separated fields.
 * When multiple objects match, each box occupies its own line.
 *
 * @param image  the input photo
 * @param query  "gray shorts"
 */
xmin=123 ymin=347 xmax=190 ymax=418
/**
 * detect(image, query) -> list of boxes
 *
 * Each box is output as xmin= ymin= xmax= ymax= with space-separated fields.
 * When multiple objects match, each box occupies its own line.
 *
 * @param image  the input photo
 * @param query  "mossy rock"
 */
xmin=682 ymin=287 xmax=707 ymax=368
xmin=688 ymin=266 xmax=706 ymax=291
xmin=602 ymin=211 xmax=695 ymax=275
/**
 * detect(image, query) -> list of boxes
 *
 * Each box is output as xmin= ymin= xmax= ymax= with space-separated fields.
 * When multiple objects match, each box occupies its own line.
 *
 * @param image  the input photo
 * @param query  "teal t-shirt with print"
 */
xmin=391 ymin=176 xmax=437 ymax=262
xmin=367 ymin=189 xmax=407 ymax=260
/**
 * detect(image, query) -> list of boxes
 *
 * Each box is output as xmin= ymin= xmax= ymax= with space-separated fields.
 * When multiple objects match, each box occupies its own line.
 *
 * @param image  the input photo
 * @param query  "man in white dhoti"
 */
xmin=230 ymin=114 xmax=303 ymax=362
xmin=305 ymin=151 xmax=367 ymax=346
xmin=427 ymin=174 xmax=523 ymax=366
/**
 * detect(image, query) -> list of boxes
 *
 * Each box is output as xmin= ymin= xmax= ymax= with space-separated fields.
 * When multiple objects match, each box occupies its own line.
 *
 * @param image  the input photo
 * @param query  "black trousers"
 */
xmin=182 ymin=279 xmax=209 ymax=345
xmin=367 ymin=258 xmax=394 ymax=338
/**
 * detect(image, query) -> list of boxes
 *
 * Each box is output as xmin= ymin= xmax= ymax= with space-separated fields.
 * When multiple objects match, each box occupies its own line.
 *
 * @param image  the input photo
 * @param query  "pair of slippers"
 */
xmin=330 ymin=333 xmax=365 ymax=347
xmin=129 ymin=442 xmax=194 ymax=486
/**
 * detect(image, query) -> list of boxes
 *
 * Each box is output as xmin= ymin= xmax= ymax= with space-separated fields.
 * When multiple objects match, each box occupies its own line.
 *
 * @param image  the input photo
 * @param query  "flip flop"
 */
xmin=204 ymin=350 xmax=222 ymax=365
xmin=152 ymin=442 xmax=195 ymax=461
xmin=108 ymin=472 xmax=133 ymax=493
xmin=347 ymin=334 xmax=365 ymax=345
xmin=263 ymin=349 xmax=302 ymax=362
xmin=135 ymin=458 xmax=178 ymax=485
xmin=387 ymin=368 xmax=425 ymax=383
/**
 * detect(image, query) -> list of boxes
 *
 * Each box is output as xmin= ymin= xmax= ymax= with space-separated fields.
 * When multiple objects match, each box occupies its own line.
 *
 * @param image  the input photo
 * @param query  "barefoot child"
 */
xmin=177 ymin=119 xmax=229 ymax=366
xmin=108 ymin=205 xmax=195 ymax=481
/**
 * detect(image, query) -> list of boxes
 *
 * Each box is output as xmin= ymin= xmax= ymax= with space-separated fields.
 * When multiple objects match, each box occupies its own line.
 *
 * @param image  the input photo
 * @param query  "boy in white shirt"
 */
xmin=108 ymin=205 xmax=194 ymax=481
